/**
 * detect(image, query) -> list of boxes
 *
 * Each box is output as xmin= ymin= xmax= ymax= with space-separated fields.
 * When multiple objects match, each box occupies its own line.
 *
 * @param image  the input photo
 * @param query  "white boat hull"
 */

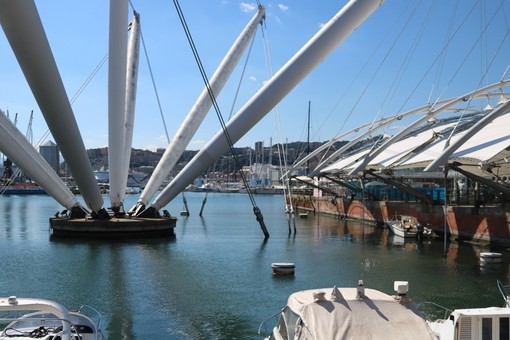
xmin=0 ymin=297 xmax=103 ymax=340
xmin=388 ymin=223 xmax=418 ymax=238
xmin=387 ymin=215 xmax=420 ymax=238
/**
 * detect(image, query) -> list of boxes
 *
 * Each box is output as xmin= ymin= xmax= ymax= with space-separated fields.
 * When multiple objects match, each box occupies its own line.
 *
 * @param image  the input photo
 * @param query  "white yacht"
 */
xmin=0 ymin=296 xmax=104 ymax=340
xmin=259 ymin=280 xmax=436 ymax=339
xmin=425 ymin=280 xmax=510 ymax=340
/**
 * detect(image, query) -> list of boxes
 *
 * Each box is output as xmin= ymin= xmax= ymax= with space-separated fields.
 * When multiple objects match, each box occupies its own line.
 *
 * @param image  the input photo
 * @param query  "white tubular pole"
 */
xmin=150 ymin=0 xmax=384 ymax=210
xmin=0 ymin=0 xmax=103 ymax=212
xmin=120 ymin=13 xmax=141 ymax=202
xmin=108 ymin=0 xmax=129 ymax=211
xmin=0 ymin=112 xmax=80 ymax=209
xmin=135 ymin=5 xmax=266 ymax=209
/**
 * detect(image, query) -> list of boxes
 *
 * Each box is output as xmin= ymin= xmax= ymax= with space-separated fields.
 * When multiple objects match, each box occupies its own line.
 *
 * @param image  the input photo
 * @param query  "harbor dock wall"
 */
xmin=291 ymin=195 xmax=510 ymax=246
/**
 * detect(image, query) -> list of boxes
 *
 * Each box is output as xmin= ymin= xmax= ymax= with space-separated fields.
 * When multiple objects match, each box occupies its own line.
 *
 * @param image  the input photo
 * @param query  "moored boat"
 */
xmin=387 ymin=214 xmax=421 ymax=238
xmin=423 ymin=280 xmax=510 ymax=340
xmin=0 ymin=296 xmax=104 ymax=340
xmin=0 ymin=183 xmax=47 ymax=195
xmin=259 ymin=280 xmax=436 ymax=339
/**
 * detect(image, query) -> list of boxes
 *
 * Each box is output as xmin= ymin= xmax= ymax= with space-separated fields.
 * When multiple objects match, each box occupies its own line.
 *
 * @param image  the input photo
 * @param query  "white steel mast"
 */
xmin=108 ymin=0 xmax=129 ymax=213
xmin=131 ymin=5 xmax=266 ymax=214
xmin=119 ymin=12 xmax=141 ymax=211
xmin=0 ymin=0 xmax=104 ymax=214
xmin=142 ymin=0 xmax=384 ymax=214
xmin=0 ymin=111 xmax=82 ymax=211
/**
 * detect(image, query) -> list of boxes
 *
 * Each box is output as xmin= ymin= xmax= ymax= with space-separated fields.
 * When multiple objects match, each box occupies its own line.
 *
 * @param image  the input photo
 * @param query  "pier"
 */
xmin=50 ymin=215 xmax=176 ymax=238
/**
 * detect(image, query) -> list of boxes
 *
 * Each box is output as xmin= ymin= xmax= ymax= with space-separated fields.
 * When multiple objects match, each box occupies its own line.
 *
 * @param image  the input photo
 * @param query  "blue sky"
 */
xmin=1 ymin=1 xmax=509 ymax=152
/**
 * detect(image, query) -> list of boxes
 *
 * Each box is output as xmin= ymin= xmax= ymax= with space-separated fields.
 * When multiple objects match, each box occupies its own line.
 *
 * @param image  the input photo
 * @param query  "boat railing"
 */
xmin=258 ymin=310 xmax=281 ymax=336
xmin=0 ymin=315 xmax=75 ymax=339
xmin=77 ymin=304 xmax=103 ymax=328
xmin=296 ymin=316 xmax=314 ymax=339
xmin=258 ymin=311 xmax=314 ymax=339
xmin=497 ymin=280 xmax=510 ymax=307
xmin=416 ymin=301 xmax=453 ymax=321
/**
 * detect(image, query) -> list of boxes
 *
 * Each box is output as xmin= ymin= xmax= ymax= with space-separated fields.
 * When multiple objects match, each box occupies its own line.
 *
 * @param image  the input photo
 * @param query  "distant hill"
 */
xmin=85 ymin=140 xmax=348 ymax=176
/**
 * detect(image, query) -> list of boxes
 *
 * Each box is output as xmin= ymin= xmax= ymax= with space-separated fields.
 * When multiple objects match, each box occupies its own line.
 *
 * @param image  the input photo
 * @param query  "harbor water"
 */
xmin=0 ymin=192 xmax=509 ymax=339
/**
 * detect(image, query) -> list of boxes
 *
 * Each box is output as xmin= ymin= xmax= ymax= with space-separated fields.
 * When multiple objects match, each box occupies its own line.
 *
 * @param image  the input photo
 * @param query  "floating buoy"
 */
xmin=480 ymin=252 xmax=503 ymax=264
xmin=271 ymin=262 xmax=295 ymax=275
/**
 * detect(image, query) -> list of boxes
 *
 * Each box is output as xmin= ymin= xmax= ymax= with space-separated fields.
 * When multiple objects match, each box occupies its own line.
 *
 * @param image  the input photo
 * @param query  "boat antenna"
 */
xmin=173 ymin=0 xmax=269 ymax=238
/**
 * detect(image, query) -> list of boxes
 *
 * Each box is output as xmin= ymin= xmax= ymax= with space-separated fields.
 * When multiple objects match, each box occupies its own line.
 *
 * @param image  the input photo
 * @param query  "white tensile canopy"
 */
xmin=321 ymin=109 xmax=510 ymax=179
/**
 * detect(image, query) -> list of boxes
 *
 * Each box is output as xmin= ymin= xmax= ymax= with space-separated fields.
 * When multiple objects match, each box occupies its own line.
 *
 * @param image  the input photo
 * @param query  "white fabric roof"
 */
xmin=321 ymin=111 xmax=510 ymax=177
xmin=282 ymin=286 xmax=436 ymax=339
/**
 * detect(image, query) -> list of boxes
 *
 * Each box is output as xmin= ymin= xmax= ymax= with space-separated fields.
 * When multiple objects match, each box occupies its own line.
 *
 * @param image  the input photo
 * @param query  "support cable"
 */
xmin=173 ymin=0 xmax=269 ymax=238
xmin=259 ymin=10 xmax=295 ymax=220
xmin=139 ymin=27 xmax=170 ymax=144
xmin=129 ymin=0 xmax=170 ymax=143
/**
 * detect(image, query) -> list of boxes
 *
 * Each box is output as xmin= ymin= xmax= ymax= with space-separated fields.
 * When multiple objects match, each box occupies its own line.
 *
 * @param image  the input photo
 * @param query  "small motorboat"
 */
xmin=423 ymin=280 xmax=510 ymax=339
xmin=387 ymin=214 xmax=422 ymax=238
xmin=0 ymin=296 xmax=104 ymax=340
xmin=259 ymin=280 xmax=436 ymax=339
xmin=271 ymin=263 xmax=295 ymax=275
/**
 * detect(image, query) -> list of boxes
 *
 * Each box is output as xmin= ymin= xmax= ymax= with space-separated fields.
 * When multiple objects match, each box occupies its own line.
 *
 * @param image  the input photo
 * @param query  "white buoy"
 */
xmin=271 ymin=263 xmax=295 ymax=275
xmin=480 ymin=252 xmax=503 ymax=264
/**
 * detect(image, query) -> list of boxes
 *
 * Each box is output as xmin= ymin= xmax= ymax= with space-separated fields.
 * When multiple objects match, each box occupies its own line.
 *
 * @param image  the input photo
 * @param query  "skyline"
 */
xmin=1 ymin=1 xmax=509 ymax=153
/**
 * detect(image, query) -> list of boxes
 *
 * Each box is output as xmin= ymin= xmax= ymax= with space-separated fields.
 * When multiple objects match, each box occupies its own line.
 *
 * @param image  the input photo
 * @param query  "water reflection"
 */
xmin=3 ymin=194 xmax=510 ymax=339
xmin=105 ymin=244 xmax=135 ymax=340
xmin=480 ymin=262 xmax=504 ymax=273
xmin=2 ymin=198 xmax=13 ymax=238
xmin=48 ymin=237 xmax=175 ymax=339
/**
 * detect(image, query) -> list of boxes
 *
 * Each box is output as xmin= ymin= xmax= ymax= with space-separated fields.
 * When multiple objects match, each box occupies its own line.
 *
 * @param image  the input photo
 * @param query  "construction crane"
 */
xmin=25 ymin=110 xmax=33 ymax=144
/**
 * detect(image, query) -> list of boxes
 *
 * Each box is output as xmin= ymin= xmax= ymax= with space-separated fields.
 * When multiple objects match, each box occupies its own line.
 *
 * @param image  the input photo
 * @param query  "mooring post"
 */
xmin=199 ymin=194 xmax=207 ymax=217
xmin=254 ymin=206 xmax=269 ymax=238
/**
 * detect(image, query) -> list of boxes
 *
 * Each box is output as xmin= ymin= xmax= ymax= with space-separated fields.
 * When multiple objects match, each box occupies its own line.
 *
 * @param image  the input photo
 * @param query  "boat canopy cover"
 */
xmin=283 ymin=287 xmax=436 ymax=339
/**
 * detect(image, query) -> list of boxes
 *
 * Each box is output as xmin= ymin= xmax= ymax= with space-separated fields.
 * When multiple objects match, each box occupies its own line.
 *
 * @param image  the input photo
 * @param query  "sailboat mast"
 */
xmin=307 ymin=100 xmax=310 ymax=176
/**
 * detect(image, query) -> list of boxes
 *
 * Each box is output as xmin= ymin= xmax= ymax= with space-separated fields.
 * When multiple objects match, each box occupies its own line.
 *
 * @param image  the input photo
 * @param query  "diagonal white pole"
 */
xmin=148 ymin=0 xmax=384 ymax=212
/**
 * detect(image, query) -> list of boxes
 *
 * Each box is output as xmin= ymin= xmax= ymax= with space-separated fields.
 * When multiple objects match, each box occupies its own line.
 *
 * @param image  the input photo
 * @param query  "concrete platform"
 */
xmin=49 ymin=216 xmax=177 ymax=238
